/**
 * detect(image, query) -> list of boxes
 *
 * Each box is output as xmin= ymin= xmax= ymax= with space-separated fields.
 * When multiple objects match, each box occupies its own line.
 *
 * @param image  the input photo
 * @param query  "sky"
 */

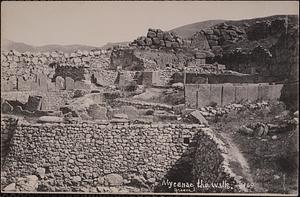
xmin=1 ymin=1 xmax=299 ymax=47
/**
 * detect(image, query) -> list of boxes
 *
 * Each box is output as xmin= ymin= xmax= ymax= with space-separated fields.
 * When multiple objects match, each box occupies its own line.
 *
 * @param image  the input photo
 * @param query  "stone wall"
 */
xmin=0 ymin=121 xmax=238 ymax=191
xmin=1 ymin=116 xmax=18 ymax=166
xmin=185 ymin=83 xmax=283 ymax=108
xmin=131 ymin=28 xmax=192 ymax=49
xmin=110 ymin=46 xmax=219 ymax=73
xmin=1 ymin=49 xmax=111 ymax=91
xmin=192 ymin=128 xmax=246 ymax=193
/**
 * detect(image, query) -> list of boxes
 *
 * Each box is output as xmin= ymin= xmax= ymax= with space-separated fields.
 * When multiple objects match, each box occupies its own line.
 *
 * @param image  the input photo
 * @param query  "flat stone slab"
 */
xmin=110 ymin=118 xmax=129 ymax=123
xmin=190 ymin=110 xmax=208 ymax=125
xmin=37 ymin=116 xmax=65 ymax=123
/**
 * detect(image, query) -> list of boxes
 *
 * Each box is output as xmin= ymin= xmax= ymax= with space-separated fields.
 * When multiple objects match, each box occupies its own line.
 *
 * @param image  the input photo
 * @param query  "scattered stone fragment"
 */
xmin=1 ymin=101 xmax=13 ymax=113
xmin=272 ymin=135 xmax=278 ymax=140
xmin=103 ymin=174 xmax=123 ymax=186
xmin=171 ymin=82 xmax=184 ymax=89
xmin=25 ymin=96 xmax=43 ymax=112
xmin=16 ymin=175 xmax=39 ymax=191
xmin=36 ymin=167 xmax=46 ymax=179
xmin=255 ymin=123 xmax=269 ymax=136
xmin=239 ymin=125 xmax=254 ymax=136
xmin=3 ymin=183 xmax=16 ymax=192
xmin=294 ymin=111 xmax=299 ymax=118
xmin=274 ymin=175 xmax=280 ymax=180
xmin=87 ymin=104 xmax=108 ymax=120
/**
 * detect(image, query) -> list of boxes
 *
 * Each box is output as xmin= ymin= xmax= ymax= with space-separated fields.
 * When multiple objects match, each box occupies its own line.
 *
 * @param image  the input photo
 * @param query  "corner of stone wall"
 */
xmin=201 ymin=128 xmax=249 ymax=192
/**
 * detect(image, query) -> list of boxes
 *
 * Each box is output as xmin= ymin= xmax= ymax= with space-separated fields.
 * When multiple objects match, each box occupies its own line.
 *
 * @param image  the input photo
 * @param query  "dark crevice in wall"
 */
xmin=1 ymin=117 xmax=18 ymax=169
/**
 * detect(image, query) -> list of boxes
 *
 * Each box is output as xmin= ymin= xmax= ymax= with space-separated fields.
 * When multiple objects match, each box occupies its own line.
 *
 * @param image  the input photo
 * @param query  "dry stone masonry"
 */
xmin=0 ymin=117 xmax=242 ymax=192
xmin=131 ymin=28 xmax=191 ymax=49
xmin=1 ymin=49 xmax=111 ymax=92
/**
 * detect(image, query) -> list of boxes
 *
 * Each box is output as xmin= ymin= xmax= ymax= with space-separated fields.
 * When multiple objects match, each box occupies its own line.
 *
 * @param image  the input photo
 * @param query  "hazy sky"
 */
xmin=1 ymin=1 xmax=299 ymax=47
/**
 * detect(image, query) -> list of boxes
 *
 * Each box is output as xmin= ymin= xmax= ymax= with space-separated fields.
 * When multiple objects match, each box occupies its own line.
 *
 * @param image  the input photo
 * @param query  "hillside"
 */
xmin=169 ymin=15 xmax=298 ymax=40
xmin=1 ymin=39 xmax=102 ymax=53
xmin=170 ymin=19 xmax=225 ymax=38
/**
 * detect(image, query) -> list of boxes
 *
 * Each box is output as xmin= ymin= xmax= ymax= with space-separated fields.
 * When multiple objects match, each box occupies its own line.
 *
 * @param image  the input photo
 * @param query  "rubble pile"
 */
xmin=195 ymin=101 xmax=270 ymax=118
xmin=238 ymin=110 xmax=299 ymax=137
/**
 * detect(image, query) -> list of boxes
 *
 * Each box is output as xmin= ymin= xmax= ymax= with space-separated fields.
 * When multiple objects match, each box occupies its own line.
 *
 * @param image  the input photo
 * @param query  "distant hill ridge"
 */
xmin=1 ymin=40 xmax=130 ymax=53
xmin=169 ymin=19 xmax=226 ymax=38
xmin=170 ymin=15 xmax=298 ymax=39
xmin=1 ymin=39 xmax=104 ymax=53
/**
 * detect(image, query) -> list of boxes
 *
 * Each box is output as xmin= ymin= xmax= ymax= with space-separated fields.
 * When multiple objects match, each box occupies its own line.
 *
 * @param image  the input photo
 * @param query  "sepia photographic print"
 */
xmin=0 ymin=1 xmax=299 ymax=196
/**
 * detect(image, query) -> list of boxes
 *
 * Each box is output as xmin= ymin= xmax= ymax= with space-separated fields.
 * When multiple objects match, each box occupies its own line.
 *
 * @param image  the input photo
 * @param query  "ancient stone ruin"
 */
xmin=1 ymin=14 xmax=298 ymax=194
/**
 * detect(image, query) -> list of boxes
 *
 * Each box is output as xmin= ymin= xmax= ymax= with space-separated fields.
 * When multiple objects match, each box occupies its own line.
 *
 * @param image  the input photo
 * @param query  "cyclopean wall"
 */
xmin=1 ymin=119 xmax=242 ymax=192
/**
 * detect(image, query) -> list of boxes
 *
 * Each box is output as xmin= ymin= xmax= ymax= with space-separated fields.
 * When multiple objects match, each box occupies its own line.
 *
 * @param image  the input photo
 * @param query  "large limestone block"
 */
xmin=37 ymin=74 xmax=48 ymax=91
xmin=65 ymin=77 xmax=75 ymax=90
xmin=184 ymin=84 xmax=198 ymax=108
xmin=17 ymin=77 xmax=30 ymax=91
xmin=222 ymin=85 xmax=235 ymax=105
xmin=210 ymin=84 xmax=222 ymax=106
xmin=247 ymin=84 xmax=259 ymax=102
xmin=235 ymin=85 xmax=248 ymax=102
xmin=267 ymin=84 xmax=283 ymax=100
xmin=16 ymin=175 xmax=38 ymax=192
xmin=258 ymin=84 xmax=270 ymax=101
xmin=25 ymin=96 xmax=43 ymax=112
xmin=197 ymin=84 xmax=211 ymax=108
xmin=55 ymin=76 xmax=65 ymax=90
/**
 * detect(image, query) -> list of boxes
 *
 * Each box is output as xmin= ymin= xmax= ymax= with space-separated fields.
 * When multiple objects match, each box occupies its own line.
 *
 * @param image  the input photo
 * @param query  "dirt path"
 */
xmin=213 ymin=129 xmax=265 ymax=192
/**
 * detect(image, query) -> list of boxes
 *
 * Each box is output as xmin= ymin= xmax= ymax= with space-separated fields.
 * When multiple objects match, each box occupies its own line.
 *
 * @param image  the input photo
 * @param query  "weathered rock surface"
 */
xmin=102 ymin=174 xmax=124 ymax=186
xmin=16 ymin=175 xmax=39 ymax=192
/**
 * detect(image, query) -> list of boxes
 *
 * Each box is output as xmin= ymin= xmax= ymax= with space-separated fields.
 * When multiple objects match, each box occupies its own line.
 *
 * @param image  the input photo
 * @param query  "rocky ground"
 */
xmin=210 ymin=101 xmax=298 ymax=194
xmin=1 ymin=81 xmax=298 ymax=194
